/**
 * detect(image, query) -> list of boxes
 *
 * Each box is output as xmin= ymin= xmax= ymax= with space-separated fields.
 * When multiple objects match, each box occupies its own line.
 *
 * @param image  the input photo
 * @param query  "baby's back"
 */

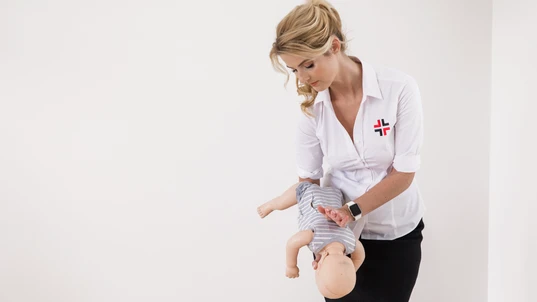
xmin=296 ymin=182 xmax=356 ymax=255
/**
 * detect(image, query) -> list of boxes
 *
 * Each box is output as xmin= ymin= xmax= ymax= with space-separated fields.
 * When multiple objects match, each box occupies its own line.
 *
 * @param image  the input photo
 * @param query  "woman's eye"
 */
xmin=290 ymin=63 xmax=313 ymax=73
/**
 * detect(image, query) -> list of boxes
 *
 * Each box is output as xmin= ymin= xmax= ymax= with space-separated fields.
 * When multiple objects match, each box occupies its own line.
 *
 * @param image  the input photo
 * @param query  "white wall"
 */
xmin=489 ymin=1 xmax=537 ymax=302
xmin=0 ymin=1 xmax=492 ymax=301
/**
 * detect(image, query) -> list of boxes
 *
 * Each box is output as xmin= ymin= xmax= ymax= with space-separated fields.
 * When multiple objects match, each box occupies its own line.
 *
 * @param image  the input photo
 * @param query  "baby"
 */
xmin=257 ymin=181 xmax=365 ymax=299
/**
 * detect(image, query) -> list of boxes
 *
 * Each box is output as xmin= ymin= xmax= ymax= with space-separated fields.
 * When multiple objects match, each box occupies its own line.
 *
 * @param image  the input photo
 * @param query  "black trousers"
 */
xmin=323 ymin=219 xmax=424 ymax=302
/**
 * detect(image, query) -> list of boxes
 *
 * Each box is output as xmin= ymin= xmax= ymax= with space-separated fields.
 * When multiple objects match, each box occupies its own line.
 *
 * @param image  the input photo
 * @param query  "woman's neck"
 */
xmin=329 ymin=55 xmax=363 ymax=102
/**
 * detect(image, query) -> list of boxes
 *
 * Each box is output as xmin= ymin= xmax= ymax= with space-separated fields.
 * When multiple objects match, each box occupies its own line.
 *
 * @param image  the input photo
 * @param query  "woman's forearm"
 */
xmin=354 ymin=168 xmax=415 ymax=215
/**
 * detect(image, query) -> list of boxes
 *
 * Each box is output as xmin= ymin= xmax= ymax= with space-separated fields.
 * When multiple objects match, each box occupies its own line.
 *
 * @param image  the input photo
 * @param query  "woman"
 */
xmin=269 ymin=1 xmax=425 ymax=301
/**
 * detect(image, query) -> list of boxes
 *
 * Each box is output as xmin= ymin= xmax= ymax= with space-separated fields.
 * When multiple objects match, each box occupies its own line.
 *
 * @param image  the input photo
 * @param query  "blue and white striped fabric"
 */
xmin=296 ymin=182 xmax=356 ymax=255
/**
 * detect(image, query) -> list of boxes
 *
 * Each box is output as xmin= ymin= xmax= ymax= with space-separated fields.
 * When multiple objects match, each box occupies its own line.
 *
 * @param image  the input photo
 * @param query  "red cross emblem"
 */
xmin=374 ymin=119 xmax=390 ymax=136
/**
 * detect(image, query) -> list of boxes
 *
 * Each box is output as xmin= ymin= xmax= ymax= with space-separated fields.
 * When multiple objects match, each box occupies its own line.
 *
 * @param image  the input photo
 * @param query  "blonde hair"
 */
xmin=269 ymin=0 xmax=348 ymax=116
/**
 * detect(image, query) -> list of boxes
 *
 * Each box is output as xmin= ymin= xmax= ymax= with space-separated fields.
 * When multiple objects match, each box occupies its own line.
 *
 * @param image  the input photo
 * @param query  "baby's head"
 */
xmin=315 ymin=251 xmax=356 ymax=299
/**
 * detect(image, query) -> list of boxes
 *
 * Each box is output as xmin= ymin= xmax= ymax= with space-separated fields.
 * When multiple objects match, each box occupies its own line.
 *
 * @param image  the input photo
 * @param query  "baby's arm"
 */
xmin=257 ymin=182 xmax=300 ymax=218
xmin=350 ymin=240 xmax=366 ymax=271
xmin=285 ymin=229 xmax=314 ymax=278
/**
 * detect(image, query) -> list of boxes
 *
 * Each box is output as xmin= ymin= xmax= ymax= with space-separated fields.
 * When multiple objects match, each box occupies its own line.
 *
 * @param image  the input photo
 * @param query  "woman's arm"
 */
xmin=355 ymin=168 xmax=414 ymax=215
xmin=298 ymin=177 xmax=320 ymax=185
xmin=321 ymin=168 xmax=415 ymax=227
xmin=296 ymin=107 xmax=324 ymax=184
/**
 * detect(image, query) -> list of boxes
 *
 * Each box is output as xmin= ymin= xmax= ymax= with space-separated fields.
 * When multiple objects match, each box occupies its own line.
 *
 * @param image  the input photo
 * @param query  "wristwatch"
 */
xmin=345 ymin=201 xmax=362 ymax=221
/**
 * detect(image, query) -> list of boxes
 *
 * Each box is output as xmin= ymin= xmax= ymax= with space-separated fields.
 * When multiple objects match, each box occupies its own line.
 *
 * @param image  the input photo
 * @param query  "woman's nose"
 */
xmin=297 ymin=71 xmax=310 ymax=85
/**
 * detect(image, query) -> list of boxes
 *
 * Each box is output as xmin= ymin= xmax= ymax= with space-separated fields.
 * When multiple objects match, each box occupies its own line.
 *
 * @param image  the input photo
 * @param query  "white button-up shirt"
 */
xmin=295 ymin=59 xmax=425 ymax=240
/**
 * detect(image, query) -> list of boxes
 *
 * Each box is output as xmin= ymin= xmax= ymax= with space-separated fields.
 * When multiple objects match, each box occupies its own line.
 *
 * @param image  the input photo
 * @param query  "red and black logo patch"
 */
xmin=374 ymin=119 xmax=390 ymax=136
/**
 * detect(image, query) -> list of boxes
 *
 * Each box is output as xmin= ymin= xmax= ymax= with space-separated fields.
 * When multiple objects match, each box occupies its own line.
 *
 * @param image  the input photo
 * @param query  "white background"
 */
xmin=489 ymin=1 xmax=537 ymax=302
xmin=0 ymin=1 xmax=534 ymax=301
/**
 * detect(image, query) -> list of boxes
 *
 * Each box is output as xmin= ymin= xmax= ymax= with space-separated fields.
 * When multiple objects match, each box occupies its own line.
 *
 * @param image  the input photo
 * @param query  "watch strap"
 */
xmin=345 ymin=201 xmax=362 ymax=221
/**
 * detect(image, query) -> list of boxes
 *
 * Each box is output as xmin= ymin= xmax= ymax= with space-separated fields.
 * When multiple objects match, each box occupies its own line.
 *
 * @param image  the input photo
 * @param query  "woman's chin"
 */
xmin=311 ymin=84 xmax=324 ymax=91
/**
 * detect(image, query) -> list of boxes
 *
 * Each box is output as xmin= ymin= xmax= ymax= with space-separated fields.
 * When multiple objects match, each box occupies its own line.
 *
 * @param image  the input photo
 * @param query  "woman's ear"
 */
xmin=331 ymin=36 xmax=341 ymax=54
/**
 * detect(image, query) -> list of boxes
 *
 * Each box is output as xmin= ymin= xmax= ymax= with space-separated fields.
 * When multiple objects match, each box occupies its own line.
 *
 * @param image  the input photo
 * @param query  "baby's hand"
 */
xmin=285 ymin=266 xmax=299 ymax=278
xmin=312 ymin=253 xmax=321 ymax=270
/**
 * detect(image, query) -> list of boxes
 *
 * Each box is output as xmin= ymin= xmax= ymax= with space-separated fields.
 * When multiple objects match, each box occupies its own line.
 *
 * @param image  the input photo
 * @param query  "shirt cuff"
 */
xmin=393 ymin=155 xmax=421 ymax=172
xmin=296 ymin=166 xmax=323 ymax=180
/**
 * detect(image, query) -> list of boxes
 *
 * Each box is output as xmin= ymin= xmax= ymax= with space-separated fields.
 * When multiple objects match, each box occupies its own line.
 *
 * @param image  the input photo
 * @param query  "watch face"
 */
xmin=349 ymin=203 xmax=361 ymax=216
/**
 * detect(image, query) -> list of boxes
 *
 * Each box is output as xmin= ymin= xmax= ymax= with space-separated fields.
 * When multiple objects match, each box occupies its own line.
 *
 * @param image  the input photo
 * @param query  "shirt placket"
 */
xmin=354 ymin=97 xmax=374 ymax=187
xmin=325 ymin=99 xmax=360 ymax=158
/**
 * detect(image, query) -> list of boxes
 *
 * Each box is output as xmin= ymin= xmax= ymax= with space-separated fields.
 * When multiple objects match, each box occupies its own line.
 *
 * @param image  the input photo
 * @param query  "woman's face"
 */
xmin=280 ymin=51 xmax=338 ymax=91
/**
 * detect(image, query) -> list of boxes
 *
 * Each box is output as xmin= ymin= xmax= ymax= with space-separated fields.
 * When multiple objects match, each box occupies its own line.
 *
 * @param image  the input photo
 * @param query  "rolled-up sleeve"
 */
xmin=393 ymin=76 xmax=424 ymax=173
xmin=296 ymin=110 xmax=324 ymax=179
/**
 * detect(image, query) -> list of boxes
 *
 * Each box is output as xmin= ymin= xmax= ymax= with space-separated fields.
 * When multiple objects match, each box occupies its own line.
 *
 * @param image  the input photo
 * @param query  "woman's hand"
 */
xmin=318 ymin=205 xmax=353 ymax=227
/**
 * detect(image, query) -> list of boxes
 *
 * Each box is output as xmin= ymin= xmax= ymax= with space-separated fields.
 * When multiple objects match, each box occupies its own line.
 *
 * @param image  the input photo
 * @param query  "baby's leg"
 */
xmin=257 ymin=182 xmax=300 ymax=218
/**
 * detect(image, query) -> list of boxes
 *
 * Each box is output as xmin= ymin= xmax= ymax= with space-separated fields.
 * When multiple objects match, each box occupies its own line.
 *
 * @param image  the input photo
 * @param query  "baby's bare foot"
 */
xmin=257 ymin=201 xmax=274 ymax=218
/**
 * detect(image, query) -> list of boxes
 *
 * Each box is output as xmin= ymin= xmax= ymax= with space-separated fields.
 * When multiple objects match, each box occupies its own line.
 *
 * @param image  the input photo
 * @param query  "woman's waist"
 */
xmin=324 ymin=170 xmax=385 ymax=200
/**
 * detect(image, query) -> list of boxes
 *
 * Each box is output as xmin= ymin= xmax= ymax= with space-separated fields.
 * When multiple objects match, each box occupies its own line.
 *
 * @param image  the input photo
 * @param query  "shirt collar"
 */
xmin=314 ymin=57 xmax=383 ymax=105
